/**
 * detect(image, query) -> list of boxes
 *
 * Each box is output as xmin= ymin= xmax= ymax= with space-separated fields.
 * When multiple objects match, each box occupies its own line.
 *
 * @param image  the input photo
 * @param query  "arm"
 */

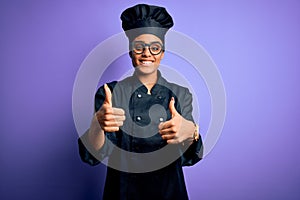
xmin=84 ymin=84 xmax=125 ymax=150
xmin=78 ymin=83 xmax=125 ymax=165
xmin=158 ymin=97 xmax=195 ymax=145
xmin=158 ymin=88 xmax=203 ymax=166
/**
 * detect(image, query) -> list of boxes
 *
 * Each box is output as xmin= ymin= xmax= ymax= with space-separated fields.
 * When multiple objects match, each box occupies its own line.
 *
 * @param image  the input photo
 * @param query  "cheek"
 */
xmin=131 ymin=55 xmax=140 ymax=66
xmin=155 ymin=55 xmax=163 ymax=63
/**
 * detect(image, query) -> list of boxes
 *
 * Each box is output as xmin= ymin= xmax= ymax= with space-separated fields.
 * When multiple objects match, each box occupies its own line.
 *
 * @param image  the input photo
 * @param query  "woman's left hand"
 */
xmin=158 ymin=97 xmax=195 ymax=144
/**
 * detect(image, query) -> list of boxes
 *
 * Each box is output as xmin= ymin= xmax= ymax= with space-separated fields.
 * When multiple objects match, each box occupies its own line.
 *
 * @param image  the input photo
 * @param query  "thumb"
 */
xmin=169 ymin=97 xmax=178 ymax=118
xmin=104 ymin=83 xmax=112 ymax=106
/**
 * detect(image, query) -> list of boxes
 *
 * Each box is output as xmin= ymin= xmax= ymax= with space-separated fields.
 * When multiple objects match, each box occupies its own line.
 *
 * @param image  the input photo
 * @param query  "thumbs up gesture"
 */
xmin=158 ymin=97 xmax=195 ymax=144
xmin=96 ymin=84 xmax=126 ymax=132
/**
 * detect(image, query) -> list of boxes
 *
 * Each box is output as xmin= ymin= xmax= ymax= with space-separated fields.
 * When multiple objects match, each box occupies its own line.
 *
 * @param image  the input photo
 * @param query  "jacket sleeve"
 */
xmin=78 ymin=82 xmax=118 ymax=166
xmin=178 ymin=88 xmax=203 ymax=166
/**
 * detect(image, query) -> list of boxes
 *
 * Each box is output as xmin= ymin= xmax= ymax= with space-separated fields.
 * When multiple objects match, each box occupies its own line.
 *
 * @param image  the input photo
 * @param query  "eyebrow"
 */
xmin=133 ymin=41 xmax=163 ymax=45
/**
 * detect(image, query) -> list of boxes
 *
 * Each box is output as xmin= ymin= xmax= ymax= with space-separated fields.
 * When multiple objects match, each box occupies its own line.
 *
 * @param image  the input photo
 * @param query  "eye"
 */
xmin=150 ymin=43 xmax=162 ymax=53
xmin=135 ymin=44 xmax=143 ymax=50
xmin=151 ymin=46 xmax=159 ymax=51
xmin=133 ymin=42 xmax=145 ymax=52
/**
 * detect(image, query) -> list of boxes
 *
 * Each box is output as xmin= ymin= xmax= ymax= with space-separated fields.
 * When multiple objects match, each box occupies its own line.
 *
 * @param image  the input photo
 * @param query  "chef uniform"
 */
xmin=78 ymin=4 xmax=203 ymax=200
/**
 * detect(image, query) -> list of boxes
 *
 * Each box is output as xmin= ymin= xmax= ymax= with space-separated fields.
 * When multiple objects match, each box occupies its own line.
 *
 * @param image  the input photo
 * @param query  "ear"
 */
xmin=160 ymin=51 xmax=165 ymax=60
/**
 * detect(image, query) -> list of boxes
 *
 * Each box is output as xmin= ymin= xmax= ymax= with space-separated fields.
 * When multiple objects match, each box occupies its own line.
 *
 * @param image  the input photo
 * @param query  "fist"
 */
xmin=96 ymin=84 xmax=126 ymax=132
xmin=158 ymin=97 xmax=195 ymax=144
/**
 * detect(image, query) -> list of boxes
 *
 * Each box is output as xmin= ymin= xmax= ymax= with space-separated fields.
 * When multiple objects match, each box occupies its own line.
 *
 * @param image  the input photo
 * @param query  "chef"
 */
xmin=78 ymin=4 xmax=203 ymax=200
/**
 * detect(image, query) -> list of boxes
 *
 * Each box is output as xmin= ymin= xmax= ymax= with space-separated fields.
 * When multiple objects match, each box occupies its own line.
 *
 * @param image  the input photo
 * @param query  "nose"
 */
xmin=142 ymin=46 xmax=152 ymax=57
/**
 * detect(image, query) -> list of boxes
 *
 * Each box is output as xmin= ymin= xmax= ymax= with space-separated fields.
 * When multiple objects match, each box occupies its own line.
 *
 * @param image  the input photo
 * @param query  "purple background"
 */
xmin=1 ymin=0 xmax=299 ymax=200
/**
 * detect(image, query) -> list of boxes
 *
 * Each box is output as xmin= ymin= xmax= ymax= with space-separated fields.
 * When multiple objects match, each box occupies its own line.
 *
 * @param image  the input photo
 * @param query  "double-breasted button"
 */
xmin=136 ymin=116 xmax=142 ymax=121
xmin=137 ymin=94 xmax=142 ymax=98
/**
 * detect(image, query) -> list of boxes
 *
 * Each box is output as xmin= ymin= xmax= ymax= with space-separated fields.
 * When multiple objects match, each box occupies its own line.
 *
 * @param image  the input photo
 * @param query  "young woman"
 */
xmin=79 ymin=4 xmax=203 ymax=200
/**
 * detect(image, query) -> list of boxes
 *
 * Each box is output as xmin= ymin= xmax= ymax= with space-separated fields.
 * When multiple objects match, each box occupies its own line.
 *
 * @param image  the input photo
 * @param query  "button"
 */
xmin=136 ymin=116 xmax=142 ymax=121
xmin=137 ymin=94 xmax=142 ymax=98
xmin=157 ymin=96 xmax=162 ymax=99
xmin=159 ymin=117 xmax=164 ymax=122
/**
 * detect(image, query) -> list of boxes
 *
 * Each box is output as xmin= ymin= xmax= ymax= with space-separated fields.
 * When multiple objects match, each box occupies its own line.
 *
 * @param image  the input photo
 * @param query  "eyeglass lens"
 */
xmin=132 ymin=41 xmax=163 ymax=55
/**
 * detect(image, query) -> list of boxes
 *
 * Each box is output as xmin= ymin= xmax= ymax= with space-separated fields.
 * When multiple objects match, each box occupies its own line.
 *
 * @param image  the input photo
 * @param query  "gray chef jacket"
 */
xmin=78 ymin=71 xmax=203 ymax=200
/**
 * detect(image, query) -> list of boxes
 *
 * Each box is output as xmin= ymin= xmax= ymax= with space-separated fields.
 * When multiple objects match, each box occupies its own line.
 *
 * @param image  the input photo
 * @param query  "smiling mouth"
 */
xmin=140 ymin=60 xmax=154 ymax=65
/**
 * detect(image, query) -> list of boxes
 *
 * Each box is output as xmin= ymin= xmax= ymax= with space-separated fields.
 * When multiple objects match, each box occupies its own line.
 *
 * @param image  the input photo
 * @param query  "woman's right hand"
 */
xmin=95 ymin=84 xmax=126 ymax=132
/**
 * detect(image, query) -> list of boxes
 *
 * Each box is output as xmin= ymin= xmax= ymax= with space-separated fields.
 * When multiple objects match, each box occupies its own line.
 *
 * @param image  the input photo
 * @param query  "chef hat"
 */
xmin=120 ymin=4 xmax=174 ymax=44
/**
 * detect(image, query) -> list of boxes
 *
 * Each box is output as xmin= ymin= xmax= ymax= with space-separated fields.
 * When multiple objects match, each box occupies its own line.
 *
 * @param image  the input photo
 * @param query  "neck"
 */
xmin=135 ymin=71 xmax=158 ymax=93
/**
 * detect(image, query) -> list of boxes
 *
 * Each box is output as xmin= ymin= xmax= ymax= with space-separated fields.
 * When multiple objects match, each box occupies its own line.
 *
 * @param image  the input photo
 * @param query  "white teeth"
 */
xmin=141 ymin=61 xmax=152 ymax=64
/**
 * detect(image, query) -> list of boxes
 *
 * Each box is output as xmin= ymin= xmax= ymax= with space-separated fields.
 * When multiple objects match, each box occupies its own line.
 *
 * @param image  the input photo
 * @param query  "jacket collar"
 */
xmin=131 ymin=70 xmax=168 ymax=94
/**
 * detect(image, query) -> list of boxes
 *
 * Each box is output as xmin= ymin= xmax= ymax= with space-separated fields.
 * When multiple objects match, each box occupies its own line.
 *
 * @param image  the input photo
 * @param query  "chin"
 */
xmin=135 ymin=65 xmax=158 ymax=75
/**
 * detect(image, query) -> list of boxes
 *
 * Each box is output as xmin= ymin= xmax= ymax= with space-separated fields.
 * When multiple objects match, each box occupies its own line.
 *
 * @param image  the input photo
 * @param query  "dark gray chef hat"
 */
xmin=120 ymin=4 xmax=174 ymax=44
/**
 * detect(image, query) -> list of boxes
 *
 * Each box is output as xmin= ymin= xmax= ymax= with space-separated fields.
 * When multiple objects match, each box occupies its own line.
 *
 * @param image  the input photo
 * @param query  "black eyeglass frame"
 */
xmin=131 ymin=41 xmax=164 ymax=55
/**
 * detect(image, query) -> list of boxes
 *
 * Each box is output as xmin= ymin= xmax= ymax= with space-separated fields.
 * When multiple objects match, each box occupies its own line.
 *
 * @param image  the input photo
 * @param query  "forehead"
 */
xmin=133 ymin=34 xmax=162 ymax=43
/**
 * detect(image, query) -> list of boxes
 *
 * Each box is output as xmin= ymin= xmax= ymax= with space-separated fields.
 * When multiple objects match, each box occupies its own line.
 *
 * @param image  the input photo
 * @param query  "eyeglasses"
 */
xmin=132 ymin=41 xmax=164 ymax=55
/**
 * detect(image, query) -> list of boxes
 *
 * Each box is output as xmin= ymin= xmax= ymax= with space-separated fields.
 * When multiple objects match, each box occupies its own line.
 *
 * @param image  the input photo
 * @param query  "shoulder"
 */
xmin=95 ymin=81 xmax=118 ymax=95
xmin=161 ymin=77 xmax=191 ymax=98
xmin=94 ymin=81 xmax=118 ymax=111
xmin=94 ymin=76 xmax=133 ymax=100
xmin=106 ymin=75 xmax=136 ymax=89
